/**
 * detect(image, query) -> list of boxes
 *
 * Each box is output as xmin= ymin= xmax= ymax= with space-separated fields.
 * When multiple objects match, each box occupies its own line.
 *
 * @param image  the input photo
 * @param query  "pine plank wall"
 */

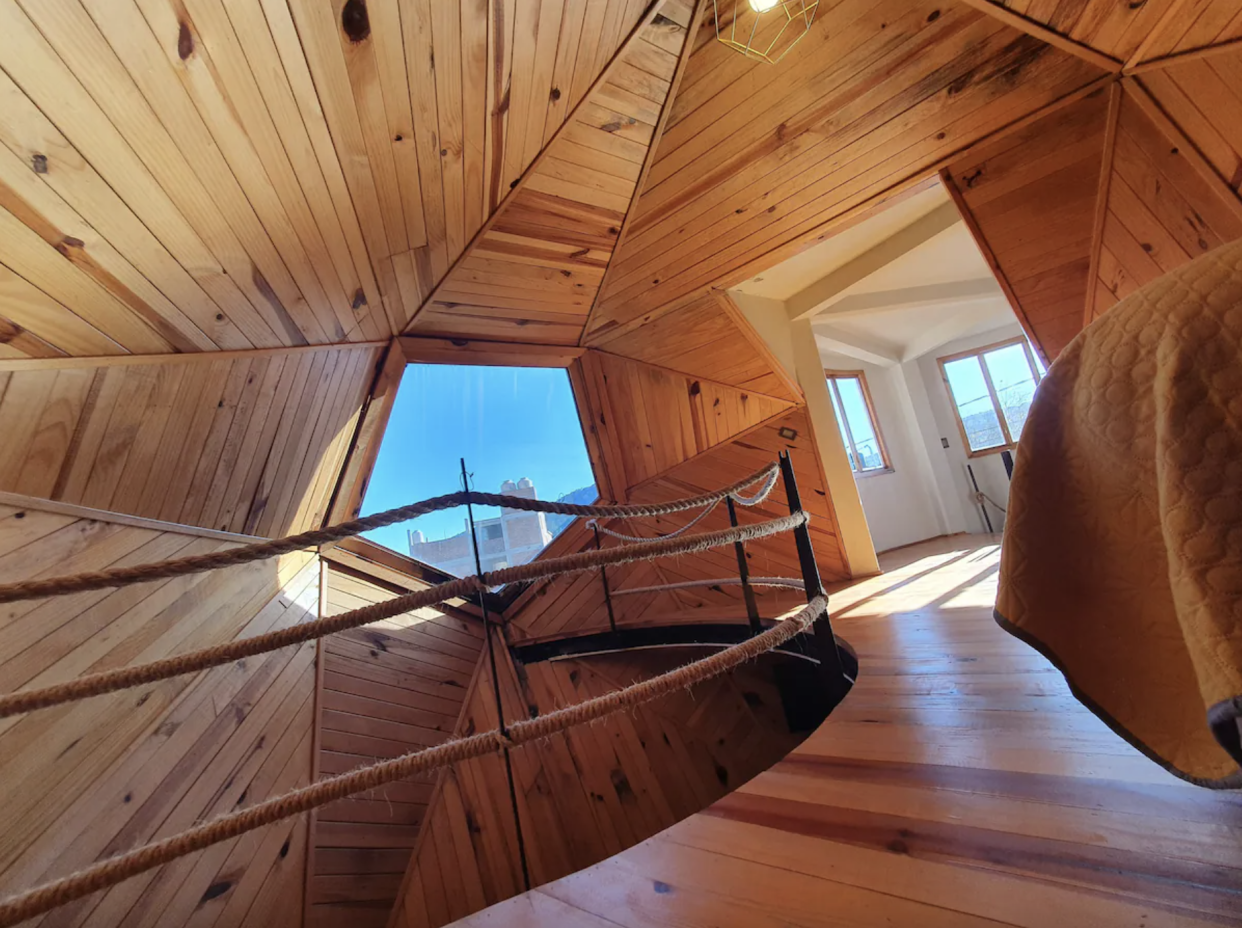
xmin=0 ymin=500 xmax=320 ymax=928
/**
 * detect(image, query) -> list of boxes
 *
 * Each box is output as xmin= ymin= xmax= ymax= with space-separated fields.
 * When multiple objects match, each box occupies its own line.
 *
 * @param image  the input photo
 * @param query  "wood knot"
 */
xmin=341 ymin=0 xmax=370 ymax=42
xmin=177 ymin=21 xmax=194 ymax=60
xmin=31 ymin=153 xmax=48 ymax=174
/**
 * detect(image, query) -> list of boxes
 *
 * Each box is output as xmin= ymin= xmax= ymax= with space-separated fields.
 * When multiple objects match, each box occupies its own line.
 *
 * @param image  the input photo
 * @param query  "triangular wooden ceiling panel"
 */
xmin=1138 ymin=49 xmax=1242 ymax=197
xmin=583 ymin=0 xmax=1107 ymax=344
xmin=944 ymin=86 xmax=1109 ymax=362
xmin=1136 ymin=0 xmax=1242 ymax=63
xmin=1089 ymin=82 xmax=1242 ymax=324
xmin=0 ymin=0 xmax=653 ymax=358
xmin=579 ymin=350 xmax=795 ymax=495
xmin=587 ymin=291 xmax=802 ymax=403
xmin=403 ymin=0 xmax=694 ymax=346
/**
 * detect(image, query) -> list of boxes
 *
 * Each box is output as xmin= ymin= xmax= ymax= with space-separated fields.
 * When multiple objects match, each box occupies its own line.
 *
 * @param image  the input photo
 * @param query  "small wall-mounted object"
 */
xmin=712 ymin=0 xmax=819 ymax=64
xmin=779 ymin=426 xmax=798 ymax=440
xmin=941 ymin=437 xmax=950 ymax=449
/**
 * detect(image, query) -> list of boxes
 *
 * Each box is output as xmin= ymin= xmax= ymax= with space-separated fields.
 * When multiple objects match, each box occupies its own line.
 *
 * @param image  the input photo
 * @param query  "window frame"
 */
xmin=330 ymin=336 xmax=607 ymax=610
xmin=823 ymin=369 xmax=893 ymax=477
xmin=936 ymin=336 xmax=1043 ymax=458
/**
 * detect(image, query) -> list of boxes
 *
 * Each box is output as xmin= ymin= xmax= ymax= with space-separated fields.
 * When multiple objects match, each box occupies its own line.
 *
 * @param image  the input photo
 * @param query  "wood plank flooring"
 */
xmin=444 ymin=535 xmax=1242 ymax=928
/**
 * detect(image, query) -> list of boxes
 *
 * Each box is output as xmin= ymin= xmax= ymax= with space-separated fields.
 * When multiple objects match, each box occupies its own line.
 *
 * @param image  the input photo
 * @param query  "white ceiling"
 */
xmin=730 ymin=179 xmax=1020 ymax=367
xmin=732 ymin=183 xmax=952 ymax=301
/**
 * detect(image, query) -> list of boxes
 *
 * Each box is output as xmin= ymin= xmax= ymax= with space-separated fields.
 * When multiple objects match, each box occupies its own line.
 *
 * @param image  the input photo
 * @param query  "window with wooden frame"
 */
xmin=937 ymin=337 xmax=1044 ymax=457
xmin=824 ymin=370 xmax=891 ymax=475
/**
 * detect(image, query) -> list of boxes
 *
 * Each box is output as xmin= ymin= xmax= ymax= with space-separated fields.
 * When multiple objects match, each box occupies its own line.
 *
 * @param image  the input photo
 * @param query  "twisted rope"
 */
xmin=0 ymin=464 xmax=780 ymax=605
xmin=590 ymin=464 xmax=780 ymax=543
xmin=0 ymin=512 xmax=807 ymax=719
xmin=590 ymin=499 xmax=720 ymax=543
xmin=612 ymin=576 xmax=805 ymax=597
xmin=0 ymin=595 xmax=826 ymax=928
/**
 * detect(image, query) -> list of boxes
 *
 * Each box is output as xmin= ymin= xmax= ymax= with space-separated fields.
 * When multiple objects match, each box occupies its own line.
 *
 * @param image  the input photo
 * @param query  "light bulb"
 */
xmin=748 ymin=0 xmax=780 ymax=11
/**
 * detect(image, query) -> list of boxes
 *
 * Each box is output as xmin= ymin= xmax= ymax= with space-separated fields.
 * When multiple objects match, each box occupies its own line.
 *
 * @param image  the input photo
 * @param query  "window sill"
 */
xmin=965 ymin=444 xmax=1016 ymax=459
xmin=854 ymin=467 xmax=895 ymax=479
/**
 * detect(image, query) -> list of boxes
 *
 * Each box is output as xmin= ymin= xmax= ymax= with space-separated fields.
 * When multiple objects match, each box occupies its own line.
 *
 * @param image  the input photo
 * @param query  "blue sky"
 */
xmin=360 ymin=364 xmax=597 ymax=553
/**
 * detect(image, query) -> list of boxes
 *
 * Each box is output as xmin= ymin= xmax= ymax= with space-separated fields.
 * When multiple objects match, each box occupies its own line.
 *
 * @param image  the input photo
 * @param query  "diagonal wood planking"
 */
xmin=0 ymin=502 xmax=321 ymax=928
xmin=943 ymin=87 xmax=1110 ymax=361
xmin=583 ymin=0 xmax=1109 ymax=345
xmin=405 ymin=0 xmax=695 ymax=346
xmin=1086 ymin=79 xmax=1242 ymax=325
xmin=0 ymin=0 xmax=653 ymax=357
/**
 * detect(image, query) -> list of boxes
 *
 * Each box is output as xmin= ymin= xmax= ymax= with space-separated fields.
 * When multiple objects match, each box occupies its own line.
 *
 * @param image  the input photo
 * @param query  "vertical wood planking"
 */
xmin=0 ymin=345 xmax=380 ymax=536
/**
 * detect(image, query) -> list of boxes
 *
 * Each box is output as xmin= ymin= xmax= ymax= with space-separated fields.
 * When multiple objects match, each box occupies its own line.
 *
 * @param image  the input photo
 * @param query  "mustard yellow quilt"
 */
xmin=997 ymin=239 xmax=1242 ymax=788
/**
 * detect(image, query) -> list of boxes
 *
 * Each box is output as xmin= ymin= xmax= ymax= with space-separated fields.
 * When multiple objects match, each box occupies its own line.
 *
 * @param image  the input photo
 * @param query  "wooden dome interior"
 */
xmin=1 ymin=0 xmax=1241 ymax=926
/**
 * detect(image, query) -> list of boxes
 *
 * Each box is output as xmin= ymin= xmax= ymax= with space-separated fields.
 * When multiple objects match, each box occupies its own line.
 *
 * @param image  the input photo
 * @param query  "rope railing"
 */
xmin=0 ymin=454 xmax=848 ymax=927
xmin=0 ymin=463 xmax=780 ymax=606
xmin=0 ymin=512 xmax=807 ymax=719
xmin=0 ymin=595 xmax=825 ymax=928
xmin=611 ymin=576 xmax=805 ymax=597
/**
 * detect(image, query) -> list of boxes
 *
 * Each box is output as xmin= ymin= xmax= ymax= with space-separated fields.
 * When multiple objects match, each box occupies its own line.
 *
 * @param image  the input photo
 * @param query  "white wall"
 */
xmin=821 ymin=351 xmax=946 ymax=552
xmin=913 ymin=323 xmax=1024 ymax=535
xmin=732 ymin=292 xmax=880 ymax=576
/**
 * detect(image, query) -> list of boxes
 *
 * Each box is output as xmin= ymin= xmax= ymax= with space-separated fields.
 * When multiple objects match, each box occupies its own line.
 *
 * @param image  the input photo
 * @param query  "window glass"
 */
xmin=835 ymin=377 xmax=884 ymax=471
xmin=827 ymin=382 xmax=857 ymax=470
xmin=943 ymin=356 xmax=1006 ymax=452
xmin=940 ymin=338 xmax=1043 ymax=454
xmin=982 ymin=343 xmax=1037 ymax=441
xmin=826 ymin=372 xmax=889 ymax=474
xmin=360 ymin=364 xmax=597 ymax=579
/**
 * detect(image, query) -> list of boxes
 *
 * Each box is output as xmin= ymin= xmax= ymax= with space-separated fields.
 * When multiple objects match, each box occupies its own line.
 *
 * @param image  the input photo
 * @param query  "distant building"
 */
xmin=408 ymin=477 xmax=558 ymax=577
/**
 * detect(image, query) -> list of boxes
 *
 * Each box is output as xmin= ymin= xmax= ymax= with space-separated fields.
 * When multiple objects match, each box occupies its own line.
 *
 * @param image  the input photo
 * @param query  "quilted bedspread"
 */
xmin=996 ymin=239 xmax=1242 ymax=788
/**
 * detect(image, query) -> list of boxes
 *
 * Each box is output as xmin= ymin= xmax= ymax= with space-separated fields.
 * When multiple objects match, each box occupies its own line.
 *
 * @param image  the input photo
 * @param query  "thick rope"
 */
xmin=0 ymin=463 xmax=780 ymax=605
xmin=590 ymin=499 xmax=720 ymax=543
xmin=0 ymin=512 xmax=807 ymax=719
xmin=611 ymin=576 xmax=805 ymax=596
xmin=0 ymin=595 xmax=826 ymax=928
xmin=590 ymin=464 xmax=780 ymax=543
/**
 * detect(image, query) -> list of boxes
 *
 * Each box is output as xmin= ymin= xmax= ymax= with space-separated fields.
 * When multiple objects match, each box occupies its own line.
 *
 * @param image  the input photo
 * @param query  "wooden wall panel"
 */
xmin=389 ymin=639 xmax=808 ymax=928
xmin=0 ymin=345 xmax=380 ymax=536
xmin=589 ymin=292 xmax=801 ymax=402
xmin=623 ymin=406 xmax=850 ymax=605
xmin=308 ymin=566 xmax=485 ymax=928
xmin=584 ymin=0 xmax=1106 ymax=343
xmin=946 ymin=88 xmax=1109 ymax=360
xmin=581 ymin=350 xmax=794 ymax=494
xmin=507 ymin=405 xmax=848 ymax=644
xmin=406 ymin=0 xmax=694 ymax=345
xmin=1140 ymin=50 xmax=1242 ymax=196
xmin=504 ymin=517 xmax=702 ymax=644
xmin=0 ymin=502 xmax=320 ymax=928
xmin=1089 ymin=86 xmax=1242 ymax=322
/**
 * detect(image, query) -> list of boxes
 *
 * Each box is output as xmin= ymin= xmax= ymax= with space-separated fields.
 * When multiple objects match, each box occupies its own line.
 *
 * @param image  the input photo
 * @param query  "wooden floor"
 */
xmin=443 ymin=535 xmax=1242 ymax=927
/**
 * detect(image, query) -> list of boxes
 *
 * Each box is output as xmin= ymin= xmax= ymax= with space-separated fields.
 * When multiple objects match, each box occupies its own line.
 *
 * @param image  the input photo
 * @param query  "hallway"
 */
xmin=446 ymin=535 xmax=1242 ymax=927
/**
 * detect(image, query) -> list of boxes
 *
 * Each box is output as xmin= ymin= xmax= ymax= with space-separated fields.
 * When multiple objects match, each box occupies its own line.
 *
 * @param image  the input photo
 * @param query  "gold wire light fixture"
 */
xmin=713 ymin=0 xmax=819 ymax=64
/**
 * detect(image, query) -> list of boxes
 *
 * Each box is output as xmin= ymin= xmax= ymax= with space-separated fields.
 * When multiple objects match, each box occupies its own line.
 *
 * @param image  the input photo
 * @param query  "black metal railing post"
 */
xmin=461 ymin=458 xmax=531 ymax=891
xmin=727 ymin=496 xmax=762 ymax=634
xmin=593 ymin=524 xmax=618 ymax=633
xmin=777 ymin=451 xmax=848 ymax=696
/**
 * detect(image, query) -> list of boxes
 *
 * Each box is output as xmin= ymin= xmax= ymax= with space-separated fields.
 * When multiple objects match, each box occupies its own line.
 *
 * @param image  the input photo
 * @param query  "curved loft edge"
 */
xmin=386 ymin=622 xmax=858 ymax=928
xmin=425 ymin=536 xmax=1242 ymax=928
